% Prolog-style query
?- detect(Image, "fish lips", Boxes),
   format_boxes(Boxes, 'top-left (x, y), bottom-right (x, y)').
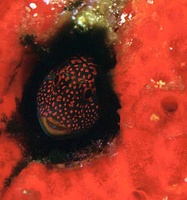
top-left (38, 116), bottom-right (71, 137)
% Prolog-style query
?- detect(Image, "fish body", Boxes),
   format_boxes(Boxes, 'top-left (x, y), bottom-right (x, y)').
top-left (37, 56), bottom-right (100, 137)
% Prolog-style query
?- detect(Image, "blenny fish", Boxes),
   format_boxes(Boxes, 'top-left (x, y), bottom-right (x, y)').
top-left (37, 56), bottom-right (100, 137)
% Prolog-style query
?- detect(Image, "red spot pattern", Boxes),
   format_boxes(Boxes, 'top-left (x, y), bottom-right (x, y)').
top-left (37, 56), bottom-right (100, 134)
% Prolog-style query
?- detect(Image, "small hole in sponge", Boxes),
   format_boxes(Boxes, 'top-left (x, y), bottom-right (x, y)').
top-left (161, 96), bottom-right (178, 113)
top-left (128, 190), bottom-right (147, 200)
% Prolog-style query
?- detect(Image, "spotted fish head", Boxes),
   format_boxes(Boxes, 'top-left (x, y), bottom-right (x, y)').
top-left (37, 56), bottom-right (100, 138)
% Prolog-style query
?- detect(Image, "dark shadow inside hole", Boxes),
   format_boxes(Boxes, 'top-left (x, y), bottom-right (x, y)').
top-left (161, 96), bottom-right (178, 113)
top-left (18, 23), bottom-right (120, 164)
top-left (128, 190), bottom-right (147, 200)
top-left (20, 21), bottom-right (117, 76)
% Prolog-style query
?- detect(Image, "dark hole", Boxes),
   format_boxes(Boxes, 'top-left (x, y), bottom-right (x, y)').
top-left (161, 96), bottom-right (178, 113)
top-left (14, 21), bottom-right (120, 165)
top-left (128, 190), bottom-right (147, 200)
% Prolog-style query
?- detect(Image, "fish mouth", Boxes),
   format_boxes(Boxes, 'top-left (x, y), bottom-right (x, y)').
top-left (38, 117), bottom-right (71, 137)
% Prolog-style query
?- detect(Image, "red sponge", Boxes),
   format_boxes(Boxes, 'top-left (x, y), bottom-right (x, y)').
top-left (1, 0), bottom-right (187, 199)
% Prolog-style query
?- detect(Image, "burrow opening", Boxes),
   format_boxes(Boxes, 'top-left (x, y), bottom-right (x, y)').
top-left (129, 190), bottom-right (148, 200)
top-left (161, 96), bottom-right (178, 113)
top-left (16, 22), bottom-right (121, 164)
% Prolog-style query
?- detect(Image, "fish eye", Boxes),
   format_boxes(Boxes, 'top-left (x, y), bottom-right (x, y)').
top-left (53, 75), bottom-right (60, 86)
top-left (83, 88), bottom-right (95, 100)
